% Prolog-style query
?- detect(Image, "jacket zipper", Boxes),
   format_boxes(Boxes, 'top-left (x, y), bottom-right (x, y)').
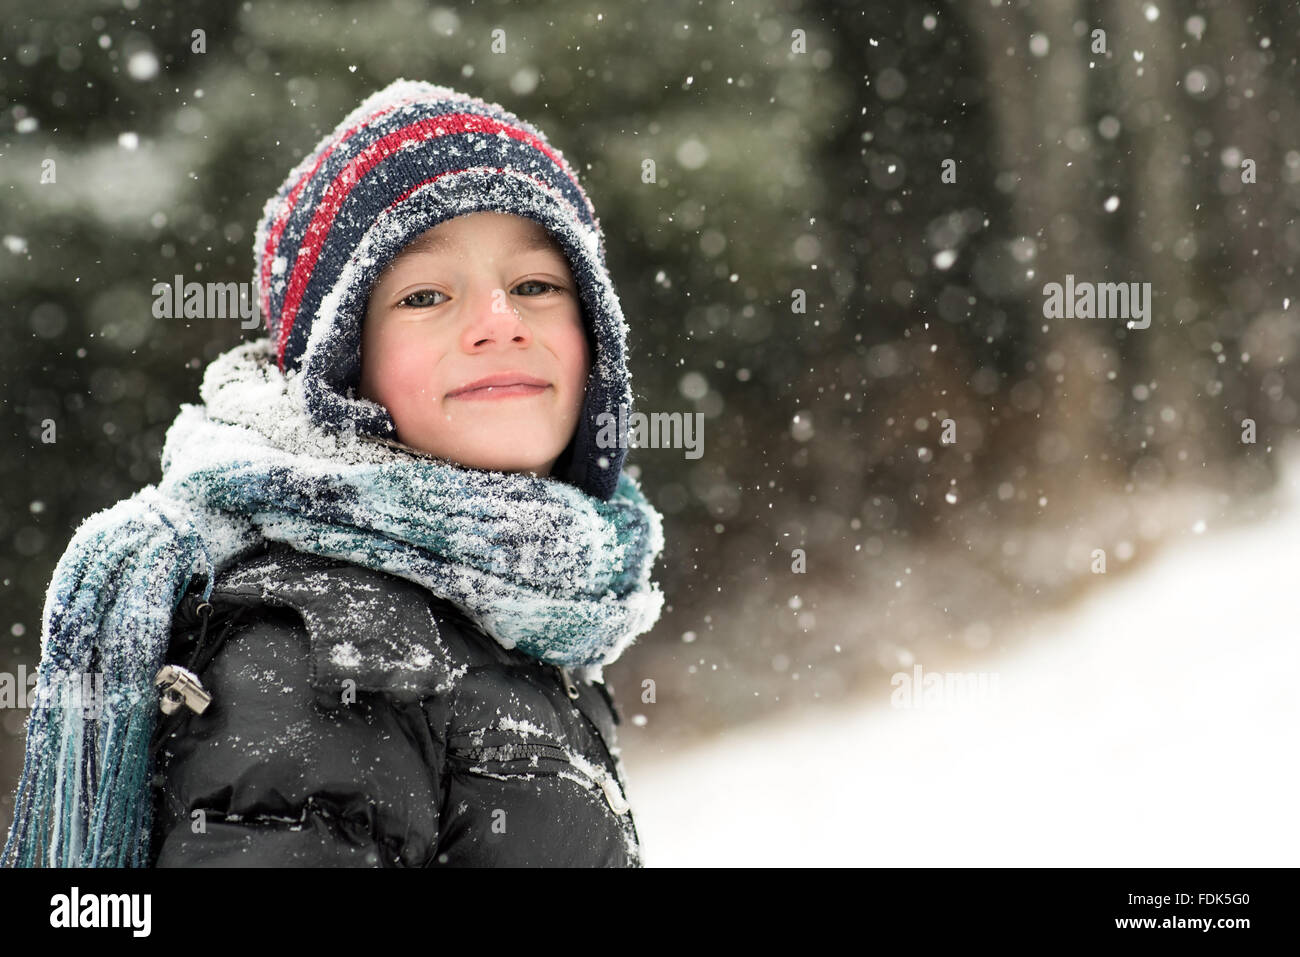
top-left (549, 664), bottom-right (634, 819)
top-left (556, 665), bottom-right (581, 699)
top-left (457, 742), bottom-right (572, 763)
top-left (151, 598), bottom-right (251, 763)
top-left (456, 739), bottom-right (631, 815)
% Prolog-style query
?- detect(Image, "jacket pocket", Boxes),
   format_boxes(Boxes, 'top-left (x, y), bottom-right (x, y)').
top-left (446, 731), bottom-right (631, 816)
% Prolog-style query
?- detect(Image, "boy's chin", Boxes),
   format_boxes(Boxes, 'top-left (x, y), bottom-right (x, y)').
top-left (405, 437), bottom-right (560, 477)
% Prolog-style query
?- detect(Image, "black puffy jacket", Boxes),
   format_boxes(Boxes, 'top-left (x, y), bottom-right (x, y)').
top-left (148, 540), bottom-right (643, 867)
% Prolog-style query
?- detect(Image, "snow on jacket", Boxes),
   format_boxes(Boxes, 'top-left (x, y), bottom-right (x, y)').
top-left (148, 540), bottom-right (642, 867)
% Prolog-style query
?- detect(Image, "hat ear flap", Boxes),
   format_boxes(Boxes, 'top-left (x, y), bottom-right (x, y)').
top-left (549, 318), bottom-right (596, 485)
top-left (551, 431), bottom-right (577, 480)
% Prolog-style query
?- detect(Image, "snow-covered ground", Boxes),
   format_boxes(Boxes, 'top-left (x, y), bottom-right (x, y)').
top-left (626, 452), bottom-right (1300, 867)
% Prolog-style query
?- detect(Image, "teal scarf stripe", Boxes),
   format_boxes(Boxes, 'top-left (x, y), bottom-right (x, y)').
top-left (165, 459), bottom-right (656, 599)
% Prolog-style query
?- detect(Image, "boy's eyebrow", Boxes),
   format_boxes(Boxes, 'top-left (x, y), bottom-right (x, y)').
top-left (395, 228), bottom-right (563, 262)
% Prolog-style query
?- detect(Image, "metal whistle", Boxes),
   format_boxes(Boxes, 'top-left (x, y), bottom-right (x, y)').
top-left (154, 664), bottom-right (212, 716)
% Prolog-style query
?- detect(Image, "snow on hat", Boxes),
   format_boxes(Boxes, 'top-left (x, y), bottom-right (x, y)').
top-left (251, 78), bottom-right (632, 501)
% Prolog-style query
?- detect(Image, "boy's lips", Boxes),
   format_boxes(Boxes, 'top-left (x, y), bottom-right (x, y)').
top-left (446, 371), bottom-right (551, 400)
top-left (449, 383), bottom-right (550, 401)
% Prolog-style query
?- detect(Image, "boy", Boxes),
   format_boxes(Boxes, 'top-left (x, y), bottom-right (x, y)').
top-left (2, 80), bottom-right (664, 867)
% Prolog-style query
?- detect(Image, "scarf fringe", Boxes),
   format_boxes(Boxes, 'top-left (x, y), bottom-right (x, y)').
top-left (2, 486), bottom-right (231, 867)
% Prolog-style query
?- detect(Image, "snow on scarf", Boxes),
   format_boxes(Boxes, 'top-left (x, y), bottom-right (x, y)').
top-left (1, 335), bottom-right (665, 867)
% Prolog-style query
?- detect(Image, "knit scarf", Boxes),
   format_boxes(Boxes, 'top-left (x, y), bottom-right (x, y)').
top-left (1, 336), bottom-right (665, 867)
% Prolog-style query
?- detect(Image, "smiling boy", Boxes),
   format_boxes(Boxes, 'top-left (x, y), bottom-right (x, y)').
top-left (2, 79), bottom-right (665, 869)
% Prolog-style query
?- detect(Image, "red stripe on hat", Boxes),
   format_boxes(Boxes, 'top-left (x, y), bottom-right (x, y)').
top-left (274, 113), bottom-right (582, 366)
top-left (259, 95), bottom-right (431, 324)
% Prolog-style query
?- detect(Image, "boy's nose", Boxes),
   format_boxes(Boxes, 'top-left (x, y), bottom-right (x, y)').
top-left (461, 285), bottom-right (531, 350)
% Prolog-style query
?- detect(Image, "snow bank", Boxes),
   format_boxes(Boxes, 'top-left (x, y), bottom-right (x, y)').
top-left (626, 448), bottom-right (1300, 866)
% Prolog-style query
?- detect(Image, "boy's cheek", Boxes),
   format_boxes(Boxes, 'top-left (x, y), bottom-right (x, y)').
top-left (370, 336), bottom-right (444, 411)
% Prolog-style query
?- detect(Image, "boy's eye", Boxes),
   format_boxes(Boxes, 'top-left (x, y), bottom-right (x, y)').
top-left (513, 279), bottom-right (562, 296)
top-left (399, 289), bottom-right (447, 309)
top-left (397, 280), bottom-right (561, 309)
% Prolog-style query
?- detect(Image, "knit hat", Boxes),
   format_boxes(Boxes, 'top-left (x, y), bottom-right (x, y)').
top-left (252, 79), bottom-right (632, 501)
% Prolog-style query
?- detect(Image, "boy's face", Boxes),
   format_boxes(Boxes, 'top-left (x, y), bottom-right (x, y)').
top-left (359, 212), bottom-right (590, 477)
